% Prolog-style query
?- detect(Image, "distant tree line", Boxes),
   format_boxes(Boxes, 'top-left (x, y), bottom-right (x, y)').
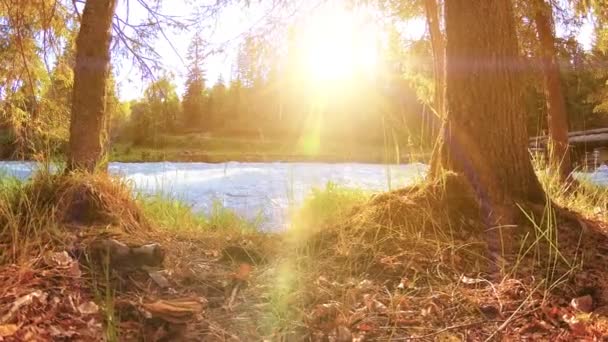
top-left (117, 32), bottom-right (435, 150)
top-left (115, 27), bottom-right (608, 153)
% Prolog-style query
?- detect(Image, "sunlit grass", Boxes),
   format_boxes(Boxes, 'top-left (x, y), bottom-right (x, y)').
top-left (291, 181), bottom-right (369, 231)
top-left (533, 155), bottom-right (608, 221)
top-left (137, 192), bottom-right (264, 232)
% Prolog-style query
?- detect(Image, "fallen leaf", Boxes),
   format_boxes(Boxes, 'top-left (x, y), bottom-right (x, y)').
top-left (396, 277), bottom-right (409, 290)
top-left (479, 304), bottom-right (500, 318)
top-left (142, 298), bottom-right (205, 323)
top-left (0, 324), bottom-right (18, 337)
top-left (363, 294), bottom-right (386, 312)
top-left (571, 295), bottom-right (593, 313)
top-left (459, 275), bottom-right (485, 285)
top-left (67, 261), bottom-right (82, 278)
top-left (204, 250), bottom-right (220, 257)
top-left (233, 263), bottom-right (252, 281)
top-left (0, 290), bottom-right (47, 324)
top-left (436, 331), bottom-right (462, 341)
top-left (357, 322), bottom-right (376, 332)
top-left (78, 301), bottom-right (100, 315)
top-left (358, 279), bottom-right (373, 288)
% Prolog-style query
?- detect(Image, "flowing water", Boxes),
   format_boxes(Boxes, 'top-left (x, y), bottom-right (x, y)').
top-left (0, 161), bottom-right (430, 229)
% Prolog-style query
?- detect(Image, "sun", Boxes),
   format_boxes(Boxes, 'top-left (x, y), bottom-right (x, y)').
top-left (299, 6), bottom-right (380, 83)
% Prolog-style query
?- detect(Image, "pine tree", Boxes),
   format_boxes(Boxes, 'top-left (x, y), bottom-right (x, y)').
top-left (533, 0), bottom-right (572, 179)
top-left (208, 75), bottom-right (227, 130)
top-left (67, 0), bottom-right (118, 171)
top-left (181, 33), bottom-right (207, 131)
top-left (431, 0), bottom-right (546, 224)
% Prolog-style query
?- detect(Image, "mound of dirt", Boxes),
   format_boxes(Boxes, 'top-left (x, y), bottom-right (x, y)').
top-left (289, 173), bottom-right (608, 340)
top-left (23, 172), bottom-right (151, 232)
top-left (302, 173), bottom-right (487, 272)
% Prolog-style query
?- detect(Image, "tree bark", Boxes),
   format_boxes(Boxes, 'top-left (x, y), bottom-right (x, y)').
top-left (424, 0), bottom-right (445, 120)
top-left (430, 0), bottom-right (546, 223)
top-left (424, 0), bottom-right (446, 178)
top-left (533, 0), bottom-right (572, 179)
top-left (66, 0), bottom-right (117, 172)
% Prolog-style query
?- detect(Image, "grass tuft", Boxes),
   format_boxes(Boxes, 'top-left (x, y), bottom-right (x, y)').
top-left (138, 193), bottom-right (263, 232)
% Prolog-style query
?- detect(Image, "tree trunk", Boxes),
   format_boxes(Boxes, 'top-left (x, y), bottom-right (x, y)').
top-left (424, 0), bottom-right (445, 120)
top-left (430, 0), bottom-right (546, 223)
top-left (66, 0), bottom-right (117, 172)
top-left (424, 0), bottom-right (446, 177)
top-left (534, 0), bottom-right (572, 179)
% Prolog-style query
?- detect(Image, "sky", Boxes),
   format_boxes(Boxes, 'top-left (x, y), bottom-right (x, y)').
top-left (114, 0), bottom-right (271, 100)
top-left (113, 0), bottom-right (429, 101)
top-left (113, 0), bottom-right (596, 101)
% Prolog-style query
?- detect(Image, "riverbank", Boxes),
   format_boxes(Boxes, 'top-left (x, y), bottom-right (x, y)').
top-left (109, 135), bottom-right (431, 163)
top-left (1, 170), bottom-right (608, 340)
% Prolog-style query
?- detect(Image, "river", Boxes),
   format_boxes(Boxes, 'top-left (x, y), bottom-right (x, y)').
top-left (0, 161), bottom-right (431, 229)
top-left (1, 161), bottom-right (606, 230)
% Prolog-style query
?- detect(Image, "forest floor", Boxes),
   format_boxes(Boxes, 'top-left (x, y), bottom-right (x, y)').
top-left (1, 169), bottom-right (608, 341)
top-left (110, 135), bottom-right (430, 163)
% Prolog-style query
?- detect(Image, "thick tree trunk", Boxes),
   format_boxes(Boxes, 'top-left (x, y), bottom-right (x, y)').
top-left (534, 0), bottom-right (572, 179)
top-left (430, 0), bottom-right (546, 223)
top-left (66, 0), bottom-right (117, 172)
top-left (424, 0), bottom-right (446, 178)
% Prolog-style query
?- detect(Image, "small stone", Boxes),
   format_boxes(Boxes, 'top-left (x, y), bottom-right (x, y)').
top-left (132, 243), bottom-right (165, 267)
top-left (571, 295), bottom-right (593, 313)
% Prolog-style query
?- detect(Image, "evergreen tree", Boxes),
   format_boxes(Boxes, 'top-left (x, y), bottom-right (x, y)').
top-left (533, 0), bottom-right (572, 179)
top-left (67, 0), bottom-right (118, 171)
top-left (181, 33), bottom-right (207, 131)
top-left (431, 0), bottom-right (546, 223)
top-left (208, 75), bottom-right (227, 130)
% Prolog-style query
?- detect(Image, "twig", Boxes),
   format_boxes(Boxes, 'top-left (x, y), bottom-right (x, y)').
top-left (227, 281), bottom-right (241, 310)
top-left (382, 320), bottom-right (493, 341)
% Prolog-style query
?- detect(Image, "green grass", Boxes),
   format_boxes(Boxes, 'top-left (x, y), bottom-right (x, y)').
top-left (0, 170), bottom-right (264, 265)
top-left (137, 192), bottom-right (264, 232)
top-left (534, 156), bottom-right (608, 221)
top-left (291, 181), bottom-right (369, 233)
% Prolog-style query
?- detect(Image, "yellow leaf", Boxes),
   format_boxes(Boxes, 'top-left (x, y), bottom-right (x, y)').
top-left (0, 324), bottom-right (19, 337)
